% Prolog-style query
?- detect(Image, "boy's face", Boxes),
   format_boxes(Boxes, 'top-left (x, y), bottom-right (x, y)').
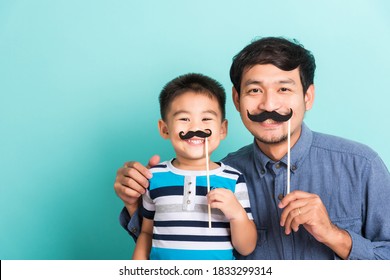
top-left (158, 91), bottom-right (227, 170)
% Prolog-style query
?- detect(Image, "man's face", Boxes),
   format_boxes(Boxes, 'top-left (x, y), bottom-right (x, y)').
top-left (233, 64), bottom-right (314, 149)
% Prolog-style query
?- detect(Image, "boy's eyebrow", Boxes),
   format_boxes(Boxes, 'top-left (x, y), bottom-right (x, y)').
top-left (172, 109), bottom-right (219, 117)
top-left (172, 110), bottom-right (189, 117)
top-left (203, 110), bottom-right (218, 116)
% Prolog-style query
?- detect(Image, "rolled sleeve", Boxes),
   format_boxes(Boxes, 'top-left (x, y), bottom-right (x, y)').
top-left (119, 207), bottom-right (141, 242)
top-left (347, 230), bottom-right (375, 259)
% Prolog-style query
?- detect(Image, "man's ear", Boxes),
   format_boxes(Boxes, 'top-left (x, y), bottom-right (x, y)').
top-left (232, 86), bottom-right (240, 112)
top-left (220, 119), bottom-right (228, 140)
top-left (158, 119), bottom-right (170, 139)
top-left (304, 84), bottom-right (315, 111)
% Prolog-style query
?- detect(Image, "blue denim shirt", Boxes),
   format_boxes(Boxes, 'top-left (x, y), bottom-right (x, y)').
top-left (120, 123), bottom-right (390, 259)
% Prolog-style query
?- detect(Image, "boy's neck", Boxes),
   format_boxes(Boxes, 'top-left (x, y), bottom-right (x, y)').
top-left (172, 158), bottom-right (220, 171)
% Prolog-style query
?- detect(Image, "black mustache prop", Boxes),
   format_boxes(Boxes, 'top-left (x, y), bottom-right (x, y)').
top-left (247, 108), bottom-right (293, 123)
top-left (179, 129), bottom-right (212, 140)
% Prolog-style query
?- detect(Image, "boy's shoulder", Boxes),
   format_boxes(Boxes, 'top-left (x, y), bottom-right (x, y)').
top-left (149, 160), bottom-right (170, 173)
top-left (220, 163), bottom-right (244, 176)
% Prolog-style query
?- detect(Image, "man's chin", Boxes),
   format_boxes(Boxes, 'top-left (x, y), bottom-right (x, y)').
top-left (254, 135), bottom-right (288, 145)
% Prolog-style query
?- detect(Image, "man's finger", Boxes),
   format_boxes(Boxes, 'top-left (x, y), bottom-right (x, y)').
top-left (123, 161), bottom-right (152, 180)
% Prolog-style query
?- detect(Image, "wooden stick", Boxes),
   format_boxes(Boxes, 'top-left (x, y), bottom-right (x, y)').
top-left (287, 119), bottom-right (291, 194)
top-left (205, 137), bottom-right (212, 228)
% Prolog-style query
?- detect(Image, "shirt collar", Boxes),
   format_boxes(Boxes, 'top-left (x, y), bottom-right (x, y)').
top-left (253, 122), bottom-right (313, 177)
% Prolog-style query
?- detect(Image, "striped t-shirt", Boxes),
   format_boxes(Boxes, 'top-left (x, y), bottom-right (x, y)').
top-left (142, 159), bottom-right (253, 260)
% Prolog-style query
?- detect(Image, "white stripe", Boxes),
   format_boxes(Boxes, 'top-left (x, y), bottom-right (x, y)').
top-left (150, 166), bottom-right (169, 173)
top-left (152, 240), bottom-right (233, 250)
top-left (154, 226), bottom-right (230, 236)
top-left (154, 211), bottom-right (227, 222)
top-left (234, 182), bottom-right (248, 192)
top-left (142, 196), bottom-right (156, 211)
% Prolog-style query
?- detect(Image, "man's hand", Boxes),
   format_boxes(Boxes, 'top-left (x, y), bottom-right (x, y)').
top-left (114, 155), bottom-right (160, 216)
top-left (278, 190), bottom-right (352, 259)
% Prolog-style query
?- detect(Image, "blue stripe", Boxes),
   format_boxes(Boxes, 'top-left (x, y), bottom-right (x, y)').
top-left (149, 186), bottom-right (183, 199)
top-left (153, 234), bottom-right (231, 242)
top-left (154, 220), bottom-right (230, 228)
top-left (150, 247), bottom-right (234, 260)
top-left (149, 172), bottom-right (184, 190)
top-left (150, 164), bottom-right (167, 169)
top-left (198, 176), bottom-right (236, 192)
top-left (142, 207), bottom-right (155, 219)
top-left (196, 185), bottom-right (208, 196)
top-left (244, 207), bottom-right (251, 214)
top-left (223, 169), bottom-right (241, 176)
top-left (237, 174), bottom-right (245, 184)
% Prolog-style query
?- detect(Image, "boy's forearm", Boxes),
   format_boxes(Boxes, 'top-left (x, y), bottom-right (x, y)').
top-left (230, 216), bottom-right (257, 256)
top-left (132, 218), bottom-right (153, 260)
top-left (132, 232), bottom-right (152, 260)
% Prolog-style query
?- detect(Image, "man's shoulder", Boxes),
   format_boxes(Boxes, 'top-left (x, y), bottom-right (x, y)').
top-left (312, 130), bottom-right (378, 160)
top-left (221, 144), bottom-right (254, 170)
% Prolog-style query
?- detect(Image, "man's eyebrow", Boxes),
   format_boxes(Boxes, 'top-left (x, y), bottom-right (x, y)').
top-left (278, 78), bottom-right (295, 85)
top-left (243, 79), bottom-right (262, 87)
top-left (243, 78), bottom-right (296, 87)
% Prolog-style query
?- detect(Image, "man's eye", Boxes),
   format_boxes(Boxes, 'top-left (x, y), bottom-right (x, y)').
top-left (249, 88), bottom-right (261, 93)
top-left (280, 87), bottom-right (290, 92)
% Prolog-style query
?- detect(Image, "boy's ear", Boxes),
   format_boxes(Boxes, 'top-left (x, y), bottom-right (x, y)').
top-left (158, 119), bottom-right (170, 139)
top-left (220, 119), bottom-right (228, 140)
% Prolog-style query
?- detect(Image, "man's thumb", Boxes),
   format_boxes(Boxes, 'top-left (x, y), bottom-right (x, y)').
top-left (147, 155), bottom-right (160, 168)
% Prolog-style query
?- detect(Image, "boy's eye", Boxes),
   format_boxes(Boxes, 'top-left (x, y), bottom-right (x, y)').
top-left (202, 118), bottom-right (212, 121)
top-left (179, 118), bottom-right (190, 121)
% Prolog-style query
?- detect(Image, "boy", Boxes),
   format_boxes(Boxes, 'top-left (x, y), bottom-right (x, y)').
top-left (132, 73), bottom-right (257, 260)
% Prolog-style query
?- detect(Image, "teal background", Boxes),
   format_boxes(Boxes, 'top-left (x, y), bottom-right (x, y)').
top-left (1, 0), bottom-right (389, 259)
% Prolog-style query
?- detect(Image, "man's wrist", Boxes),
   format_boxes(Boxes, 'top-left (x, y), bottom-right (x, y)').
top-left (125, 198), bottom-right (141, 217)
top-left (323, 223), bottom-right (352, 259)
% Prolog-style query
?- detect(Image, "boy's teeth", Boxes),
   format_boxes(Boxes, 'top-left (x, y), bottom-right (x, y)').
top-left (187, 139), bottom-right (204, 144)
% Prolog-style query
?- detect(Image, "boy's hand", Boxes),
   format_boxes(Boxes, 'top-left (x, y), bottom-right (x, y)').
top-left (207, 188), bottom-right (247, 221)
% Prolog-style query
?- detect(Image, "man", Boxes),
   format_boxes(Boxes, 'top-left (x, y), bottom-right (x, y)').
top-left (114, 37), bottom-right (390, 259)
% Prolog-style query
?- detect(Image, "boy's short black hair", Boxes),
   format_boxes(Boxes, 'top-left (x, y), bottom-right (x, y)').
top-left (159, 73), bottom-right (226, 121)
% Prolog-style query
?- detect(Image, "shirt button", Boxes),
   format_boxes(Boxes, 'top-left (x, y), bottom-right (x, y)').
top-left (278, 194), bottom-right (284, 201)
top-left (187, 200), bottom-right (191, 204)
top-left (260, 169), bottom-right (265, 175)
top-left (130, 227), bottom-right (138, 234)
top-left (292, 165), bottom-right (297, 171)
top-left (275, 163), bottom-right (281, 169)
